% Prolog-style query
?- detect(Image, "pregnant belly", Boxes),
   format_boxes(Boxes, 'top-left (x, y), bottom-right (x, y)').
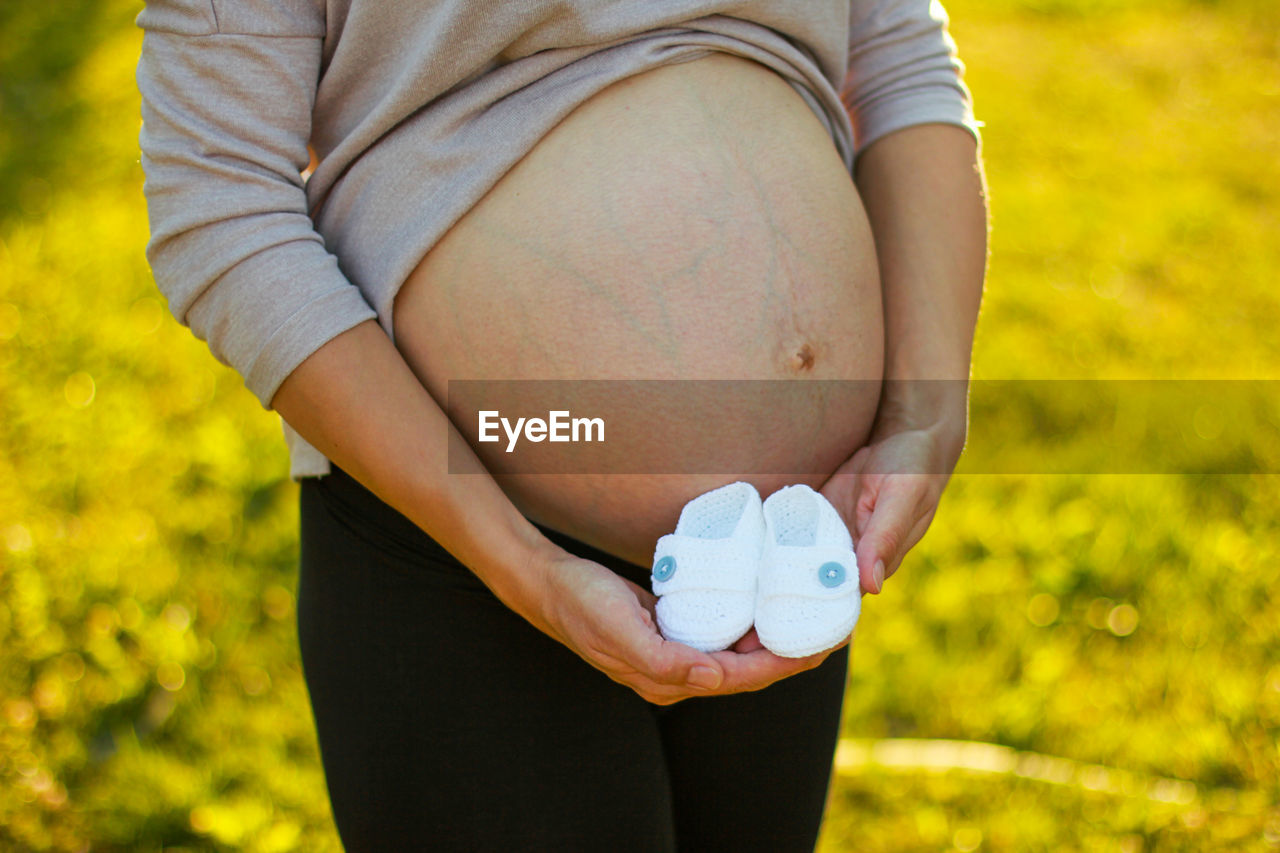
top-left (393, 53), bottom-right (884, 568)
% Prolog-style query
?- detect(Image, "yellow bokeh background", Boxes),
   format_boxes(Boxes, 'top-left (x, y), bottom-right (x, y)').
top-left (1, 1), bottom-right (1277, 850)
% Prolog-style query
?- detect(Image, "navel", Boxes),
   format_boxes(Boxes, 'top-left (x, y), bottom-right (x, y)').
top-left (789, 342), bottom-right (817, 372)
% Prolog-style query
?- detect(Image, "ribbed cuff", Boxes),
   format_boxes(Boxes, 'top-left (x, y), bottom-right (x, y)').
top-left (851, 89), bottom-right (982, 162)
top-left (243, 284), bottom-right (378, 408)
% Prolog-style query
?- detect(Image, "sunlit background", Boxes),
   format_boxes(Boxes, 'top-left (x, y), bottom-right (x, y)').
top-left (1, 0), bottom-right (1277, 850)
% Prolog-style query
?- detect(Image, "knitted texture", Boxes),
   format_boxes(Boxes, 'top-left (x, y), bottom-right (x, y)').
top-left (652, 482), bottom-right (764, 652)
top-left (756, 485), bottom-right (861, 658)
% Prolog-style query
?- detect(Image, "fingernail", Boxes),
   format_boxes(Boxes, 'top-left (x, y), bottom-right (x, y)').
top-left (689, 666), bottom-right (722, 689)
top-left (873, 559), bottom-right (885, 593)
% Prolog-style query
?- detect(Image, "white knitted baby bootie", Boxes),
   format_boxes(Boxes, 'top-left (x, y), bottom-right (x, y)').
top-left (651, 482), bottom-right (764, 653)
top-left (755, 484), bottom-right (861, 658)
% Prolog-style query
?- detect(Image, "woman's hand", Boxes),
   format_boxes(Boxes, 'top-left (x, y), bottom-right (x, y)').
top-left (832, 123), bottom-right (987, 595)
top-left (820, 414), bottom-right (966, 595)
top-left (531, 548), bottom-right (837, 705)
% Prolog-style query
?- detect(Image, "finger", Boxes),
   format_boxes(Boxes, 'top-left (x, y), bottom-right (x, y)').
top-left (589, 640), bottom-right (721, 702)
top-left (710, 647), bottom-right (829, 695)
top-left (883, 506), bottom-right (936, 581)
top-left (621, 576), bottom-right (657, 608)
top-left (820, 446), bottom-right (870, 533)
top-left (732, 627), bottom-right (765, 654)
top-left (606, 611), bottom-right (726, 690)
top-left (854, 476), bottom-right (880, 540)
top-left (621, 577), bottom-right (659, 629)
top-left (604, 577), bottom-right (734, 690)
top-left (673, 634), bottom-right (853, 699)
top-left (855, 479), bottom-right (927, 594)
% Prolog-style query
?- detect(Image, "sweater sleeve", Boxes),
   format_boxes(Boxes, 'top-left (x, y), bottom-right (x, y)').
top-left (842, 0), bottom-right (982, 161)
top-left (135, 0), bottom-right (377, 409)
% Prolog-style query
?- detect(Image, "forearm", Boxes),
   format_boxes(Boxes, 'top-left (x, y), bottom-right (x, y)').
top-left (270, 319), bottom-right (558, 628)
top-left (854, 123), bottom-right (988, 444)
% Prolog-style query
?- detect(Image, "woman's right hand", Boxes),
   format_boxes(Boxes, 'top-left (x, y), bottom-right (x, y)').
top-left (530, 546), bottom-right (838, 705)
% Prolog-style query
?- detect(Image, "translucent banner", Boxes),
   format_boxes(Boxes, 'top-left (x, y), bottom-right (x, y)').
top-left (443, 380), bottom-right (1280, 475)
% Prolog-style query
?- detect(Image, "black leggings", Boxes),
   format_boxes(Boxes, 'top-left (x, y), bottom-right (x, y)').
top-left (296, 465), bottom-right (849, 852)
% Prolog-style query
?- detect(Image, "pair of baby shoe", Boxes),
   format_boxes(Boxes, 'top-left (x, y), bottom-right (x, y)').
top-left (650, 482), bottom-right (861, 658)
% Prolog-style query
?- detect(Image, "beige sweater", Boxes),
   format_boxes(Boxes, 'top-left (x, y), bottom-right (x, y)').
top-left (135, 0), bottom-right (980, 479)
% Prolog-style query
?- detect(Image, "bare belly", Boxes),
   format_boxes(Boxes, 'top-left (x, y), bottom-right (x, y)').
top-left (393, 54), bottom-right (884, 567)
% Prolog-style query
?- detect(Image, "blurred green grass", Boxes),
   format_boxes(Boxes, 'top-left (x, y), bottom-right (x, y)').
top-left (0, 0), bottom-right (1277, 850)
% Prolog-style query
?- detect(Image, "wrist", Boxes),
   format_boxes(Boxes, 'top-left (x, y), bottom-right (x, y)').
top-left (875, 376), bottom-right (967, 426)
top-left (482, 515), bottom-right (570, 638)
top-left (400, 468), bottom-right (567, 638)
top-left (872, 377), bottom-right (969, 460)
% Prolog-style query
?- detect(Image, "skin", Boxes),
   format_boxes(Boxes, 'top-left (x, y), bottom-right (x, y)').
top-left (270, 58), bottom-right (987, 705)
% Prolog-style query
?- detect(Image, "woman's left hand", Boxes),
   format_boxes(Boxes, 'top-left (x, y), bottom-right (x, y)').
top-left (819, 418), bottom-right (966, 595)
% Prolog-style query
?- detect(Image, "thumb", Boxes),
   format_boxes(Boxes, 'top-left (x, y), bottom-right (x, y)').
top-left (855, 483), bottom-right (919, 594)
top-left (643, 629), bottom-right (726, 690)
top-left (667, 642), bottom-right (724, 689)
